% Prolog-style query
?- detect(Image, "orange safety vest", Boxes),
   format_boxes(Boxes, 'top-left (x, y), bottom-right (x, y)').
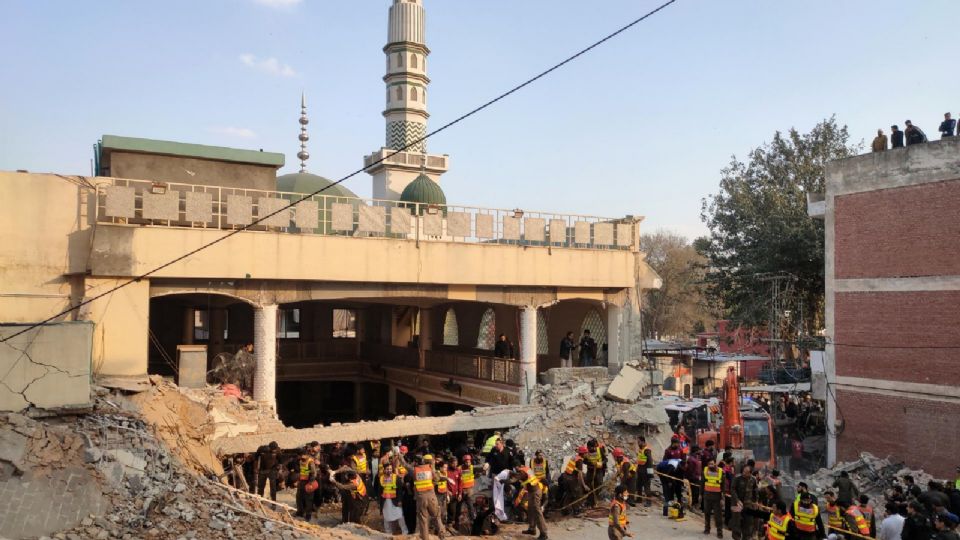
top-left (299, 462), bottom-right (311, 481)
top-left (352, 454), bottom-right (367, 473)
top-left (792, 500), bottom-right (818, 532)
top-left (845, 506), bottom-right (870, 535)
top-left (609, 500), bottom-right (628, 528)
top-left (766, 513), bottom-right (791, 540)
top-left (825, 503), bottom-right (843, 529)
top-left (414, 465), bottom-right (433, 493)
top-left (380, 473), bottom-right (397, 499)
top-left (530, 458), bottom-right (547, 480)
top-left (353, 477), bottom-right (367, 498)
top-left (461, 465), bottom-right (475, 489)
top-left (564, 457), bottom-right (582, 474)
top-left (703, 467), bottom-right (723, 493)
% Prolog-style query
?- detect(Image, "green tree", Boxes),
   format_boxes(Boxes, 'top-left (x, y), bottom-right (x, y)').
top-left (641, 231), bottom-right (714, 340)
top-left (699, 117), bottom-right (860, 333)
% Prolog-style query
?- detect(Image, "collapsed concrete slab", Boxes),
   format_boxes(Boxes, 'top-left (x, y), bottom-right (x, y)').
top-left (604, 364), bottom-right (652, 403)
top-left (214, 404), bottom-right (541, 455)
top-left (539, 367), bottom-right (610, 386)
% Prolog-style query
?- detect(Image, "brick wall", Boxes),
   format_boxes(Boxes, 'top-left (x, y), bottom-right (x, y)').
top-left (835, 179), bottom-right (960, 279)
top-left (836, 388), bottom-right (960, 479)
top-left (835, 291), bottom-right (960, 386)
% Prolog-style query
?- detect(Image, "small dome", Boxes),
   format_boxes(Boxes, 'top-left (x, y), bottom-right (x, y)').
top-left (276, 172), bottom-right (358, 199)
top-left (399, 173), bottom-right (446, 205)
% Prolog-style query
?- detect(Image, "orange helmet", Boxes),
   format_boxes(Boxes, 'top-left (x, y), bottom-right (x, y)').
top-left (612, 448), bottom-right (624, 458)
top-left (577, 445), bottom-right (588, 454)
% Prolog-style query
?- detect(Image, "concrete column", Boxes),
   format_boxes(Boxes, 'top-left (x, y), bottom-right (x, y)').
top-left (825, 345), bottom-right (837, 467)
top-left (418, 308), bottom-right (432, 370)
top-left (416, 401), bottom-right (430, 417)
top-left (607, 303), bottom-right (622, 373)
top-left (182, 307), bottom-right (195, 345)
top-left (254, 303), bottom-right (278, 411)
top-left (388, 385), bottom-right (398, 415)
top-left (209, 309), bottom-right (226, 347)
top-left (519, 306), bottom-right (538, 405)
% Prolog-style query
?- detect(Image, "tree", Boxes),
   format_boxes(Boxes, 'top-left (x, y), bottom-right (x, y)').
top-left (641, 231), bottom-right (715, 340)
top-left (699, 117), bottom-right (860, 333)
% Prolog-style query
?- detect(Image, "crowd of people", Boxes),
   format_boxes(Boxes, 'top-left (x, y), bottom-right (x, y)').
top-left (222, 431), bottom-right (960, 540)
top-left (871, 113), bottom-right (956, 152)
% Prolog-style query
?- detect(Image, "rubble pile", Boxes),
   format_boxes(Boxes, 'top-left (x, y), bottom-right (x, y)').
top-left (506, 368), bottom-right (673, 475)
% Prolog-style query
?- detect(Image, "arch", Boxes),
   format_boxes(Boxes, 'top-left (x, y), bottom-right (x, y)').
top-left (149, 289), bottom-right (257, 306)
top-left (536, 310), bottom-right (549, 355)
top-left (476, 307), bottom-right (496, 350)
top-left (411, 87), bottom-right (418, 102)
top-left (395, 86), bottom-right (403, 101)
top-left (580, 308), bottom-right (607, 350)
top-left (442, 307), bottom-right (459, 346)
top-left (411, 53), bottom-right (419, 69)
top-left (395, 52), bottom-right (403, 67)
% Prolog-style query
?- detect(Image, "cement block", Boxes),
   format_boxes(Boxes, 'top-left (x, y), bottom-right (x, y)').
top-left (604, 364), bottom-right (651, 403)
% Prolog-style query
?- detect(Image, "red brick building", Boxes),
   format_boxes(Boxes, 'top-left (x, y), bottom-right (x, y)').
top-left (814, 137), bottom-right (960, 478)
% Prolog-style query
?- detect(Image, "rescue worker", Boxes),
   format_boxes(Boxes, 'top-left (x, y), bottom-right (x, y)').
top-left (821, 491), bottom-right (844, 536)
top-left (413, 454), bottom-right (445, 540)
top-left (730, 463), bottom-right (758, 540)
top-left (434, 457), bottom-right (450, 526)
top-left (352, 446), bottom-right (370, 487)
top-left (331, 467), bottom-right (368, 524)
top-left (793, 482), bottom-right (817, 506)
top-left (840, 499), bottom-right (871, 538)
top-left (518, 467), bottom-right (549, 540)
top-left (559, 446), bottom-right (589, 516)
top-left (379, 461), bottom-right (408, 534)
top-left (481, 431), bottom-right (501, 456)
top-left (612, 448), bottom-right (637, 507)
top-left (857, 494), bottom-right (876, 537)
top-left (790, 491), bottom-right (825, 540)
top-left (295, 452), bottom-right (318, 522)
top-left (608, 485), bottom-right (633, 540)
top-left (702, 457), bottom-right (724, 538)
top-left (530, 450), bottom-right (551, 489)
top-left (584, 438), bottom-right (607, 508)
top-left (636, 435), bottom-right (654, 507)
top-left (763, 500), bottom-right (795, 540)
top-left (460, 454), bottom-right (477, 524)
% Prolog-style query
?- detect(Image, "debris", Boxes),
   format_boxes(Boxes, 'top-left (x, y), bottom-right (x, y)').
top-left (604, 364), bottom-right (653, 403)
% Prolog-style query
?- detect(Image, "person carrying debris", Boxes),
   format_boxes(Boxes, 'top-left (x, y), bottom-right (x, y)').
top-left (584, 438), bottom-right (607, 507)
top-left (636, 435), bottom-right (654, 507)
top-left (612, 448), bottom-right (637, 508)
top-left (609, 485), bottom-right (633, 540)
top-left (295, 452), bottom-right (319, 522)
top-left (558, 446), bottom-right (589, 516)
top-left (703, 457), bottom-right (724, 538)
top-left (253, 441), bottom-right (282, 501)
top-left (414, 454), bottom-right (445, 540)
top-left (379, 461), bottom-right (408, 534)
top-left (790, 491), bottom-right (825, 540)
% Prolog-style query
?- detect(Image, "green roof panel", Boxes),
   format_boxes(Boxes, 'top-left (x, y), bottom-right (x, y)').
top-left (100, 135), bottom-right (285, 168)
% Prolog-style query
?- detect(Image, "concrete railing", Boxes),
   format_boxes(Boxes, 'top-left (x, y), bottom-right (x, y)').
top-left (95, 178), bottom-right (637, 251)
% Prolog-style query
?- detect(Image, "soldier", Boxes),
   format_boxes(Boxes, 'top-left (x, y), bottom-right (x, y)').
top-left (609, 485), bottom-right (633, 540)
top-left (413, 454), bottom-right (445, 540)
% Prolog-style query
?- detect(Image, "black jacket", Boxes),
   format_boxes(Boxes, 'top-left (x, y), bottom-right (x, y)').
top-left (901, 513), bottom-right (932, 540)
top-left (891, 130), bottom-right (905, 148)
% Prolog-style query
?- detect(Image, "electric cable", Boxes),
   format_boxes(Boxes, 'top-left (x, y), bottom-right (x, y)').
top-left (1, 0), bottom-right (680, 344)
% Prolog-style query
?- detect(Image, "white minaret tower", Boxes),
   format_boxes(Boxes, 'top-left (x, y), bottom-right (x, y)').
top-left (365, 0), bottom-right (449, 201)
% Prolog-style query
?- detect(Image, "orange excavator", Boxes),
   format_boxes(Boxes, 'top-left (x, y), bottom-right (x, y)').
top-left (697, 366), bottom-right (775, 469)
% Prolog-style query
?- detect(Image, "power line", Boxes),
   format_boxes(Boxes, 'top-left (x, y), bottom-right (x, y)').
top-left (1, 0), bottom-right (681, 344)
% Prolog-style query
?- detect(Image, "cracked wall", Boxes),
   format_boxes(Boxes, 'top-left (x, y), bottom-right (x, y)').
top-left (0, 322), bottom-right (93, 412)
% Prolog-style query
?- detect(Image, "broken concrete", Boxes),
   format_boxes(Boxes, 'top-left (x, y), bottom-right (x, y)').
top-left (604, 364), bottom-right (653, 403)
top-left (539, 366), bottom-right (610, 386)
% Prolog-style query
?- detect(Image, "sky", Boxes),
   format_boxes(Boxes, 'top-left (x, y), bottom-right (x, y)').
top-left (2, 0), bottom-right (959, 240)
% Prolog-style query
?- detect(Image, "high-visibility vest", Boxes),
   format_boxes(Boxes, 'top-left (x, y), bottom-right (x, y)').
top-left (482, 435), bottom-right (498, 454)
top-left (845, 506), bottom-right (870, 535)
top-left (353, 477), bottom-right (367, 498)
top-left (825, 503), bottom-right (843, 529)
top-left (585, 448), bottom-right (603, 467)
top-left (530, 458), bottom-right (547, 480)
top-left (766, 513), bottom-right (791, 540)
top-left (380, 473), bottom-right (397, 499)
top-left (564, 457), bottom-right (581, 474)
top-left (299, 462), bottom-right (311, 481)
top-left (703, 467), bottom-right (723, 493)
top-left (461, 465), bottom-right (475, 489)
top-left (636, 445), bottom-right (649, 465)
top-left (398, 464), bottom-right (407, 476)
top-left (414, 465), bottom-right (434, 493)
top-left (792, 500), bottom-right (818, 532)
top-left (609, 500), bottom-right (628, 528)
top-left (352, 455), bottom-right (367, 473)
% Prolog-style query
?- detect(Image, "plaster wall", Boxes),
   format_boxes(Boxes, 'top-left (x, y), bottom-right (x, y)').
top-left (0, 322), bottom-right (92, 412)
top-left (79, 278), bottom-right (150, 377)
top-left (108, 152), bottom-right (277, 192)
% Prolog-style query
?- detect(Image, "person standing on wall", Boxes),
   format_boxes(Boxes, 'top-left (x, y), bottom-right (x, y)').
top-left (905, 120), bottom-right (928, 145)
top-left (559, 331), bottom-right (577, 368)
top-left (939, 112), bottom-right (956, 138)
top-left (891, 125), bottom-right (905, 148)
top-left (579, 329), bottom-right (597, 367)
top-left (872, 129), bottom-right (888, 152)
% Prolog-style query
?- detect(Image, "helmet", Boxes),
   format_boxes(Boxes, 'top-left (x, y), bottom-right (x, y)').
top-left (423, 454), bottom-right (434, 462)
top-left (463, 454), bottom-right (472, 462)
top-left (612, 448), bottom-right (624, 458)
top-left (577, 446), bottom-right (588, 454)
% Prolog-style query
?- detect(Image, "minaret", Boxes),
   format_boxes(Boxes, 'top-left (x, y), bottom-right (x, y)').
top-left (297, 92), bottom-right (310, 172)
top-left (365, 0), bottom-right (449, 201)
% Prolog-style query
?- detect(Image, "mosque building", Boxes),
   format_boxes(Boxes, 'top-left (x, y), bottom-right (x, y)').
top-left (0, 0), bottom-right (661, 424)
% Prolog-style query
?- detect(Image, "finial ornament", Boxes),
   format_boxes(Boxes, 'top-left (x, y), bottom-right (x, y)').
top-left (297, 92), bottom-right (310, 172)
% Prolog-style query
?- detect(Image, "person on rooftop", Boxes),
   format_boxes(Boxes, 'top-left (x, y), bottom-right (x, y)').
top-left (872, 128), bottom-right (888, 152)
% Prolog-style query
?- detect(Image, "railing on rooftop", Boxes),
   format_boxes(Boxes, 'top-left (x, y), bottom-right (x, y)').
top-left (95, 178), bottom-right (637, 251)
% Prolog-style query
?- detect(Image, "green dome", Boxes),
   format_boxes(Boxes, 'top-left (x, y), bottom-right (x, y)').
top-left (276, 172), bottom-right (358, 199)
top-left (399, 174), bottom-right (446, 205)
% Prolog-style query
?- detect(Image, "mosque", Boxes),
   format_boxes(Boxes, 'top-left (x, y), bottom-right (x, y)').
top-left (0, 0), bottom-right (661, 424)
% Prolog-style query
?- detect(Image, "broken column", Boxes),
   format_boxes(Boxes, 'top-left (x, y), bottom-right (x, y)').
top-left (607, 303), bottom-right (622, 372)
top-left (253, 303), bottom-right (277, 411)
top-left (519, 305), bottom-right (537, 404)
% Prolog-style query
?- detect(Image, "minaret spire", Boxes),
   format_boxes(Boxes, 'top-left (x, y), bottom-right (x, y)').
top-left (297, 92), bottom-right (310, 173)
